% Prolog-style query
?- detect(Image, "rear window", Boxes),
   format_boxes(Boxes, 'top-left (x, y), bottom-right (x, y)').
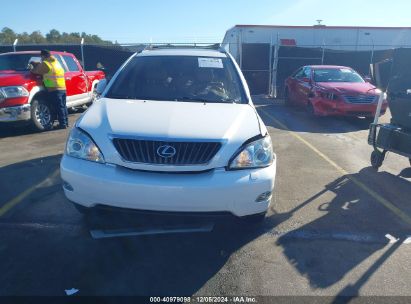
top-left (106, 55), bottom-right (247, 103)
top-left (313, 68), bottom-right (365, 83)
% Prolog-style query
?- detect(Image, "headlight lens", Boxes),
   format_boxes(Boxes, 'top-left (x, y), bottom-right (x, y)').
top-left (0, 86), bottom-right (29, 99)
top-left (229, 135), bottom-right (274, 169)
top-left (66, 128), bottom-right (105, 163)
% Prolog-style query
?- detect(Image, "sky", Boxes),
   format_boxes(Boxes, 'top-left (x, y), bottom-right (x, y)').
top-left (2, 0), bottom-right (411, 43)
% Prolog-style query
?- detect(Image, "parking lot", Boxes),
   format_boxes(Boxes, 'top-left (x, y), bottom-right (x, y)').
top-left (1, 96), bottom-right (411, 298)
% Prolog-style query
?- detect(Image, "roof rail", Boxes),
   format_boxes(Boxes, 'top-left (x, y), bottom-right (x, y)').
top-left (144, 43), bottom-right (225, 52)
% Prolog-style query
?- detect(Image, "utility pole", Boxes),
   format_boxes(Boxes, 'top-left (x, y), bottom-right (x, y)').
top-left (80, 38), bottom-right (85, 69)
top-left (364, 32), bottom-right (374, 76)
top-left (13, 39), bottom-right (18, 52)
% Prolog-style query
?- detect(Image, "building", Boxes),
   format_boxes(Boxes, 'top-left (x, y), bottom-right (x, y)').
top-left (223, 25), bottom-right (411, 58)
top-left (222, 25), bottom-right (411, 95)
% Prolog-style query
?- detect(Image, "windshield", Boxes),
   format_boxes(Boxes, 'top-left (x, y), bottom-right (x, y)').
top-left (0, 54), bottom-right (38, 72)
top-left (106, 55), bottom-right (247, 103)
top-left (313, 68), bottom-right (365, 83)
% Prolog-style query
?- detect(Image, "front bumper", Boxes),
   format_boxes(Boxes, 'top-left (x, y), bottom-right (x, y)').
top-left (312, 98), bottom-right (388, 117)
top-left (60, 155), bottom-right (276, 217)
top-left (0, 104), bottom-right (31, 122)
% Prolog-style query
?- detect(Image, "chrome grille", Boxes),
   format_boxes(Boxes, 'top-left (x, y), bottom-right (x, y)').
top-left (343, 95), bottom-right (377, 104)
top-left (112, 138), bottom-right (222, 165)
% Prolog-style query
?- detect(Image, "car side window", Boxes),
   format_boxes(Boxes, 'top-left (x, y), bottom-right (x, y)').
top-left (55, 55), bottom-right (67, 72)
top-left (62, 55), bottom-right (80, 72)
top-left (293, 68), bottom-right (304, 79)
top-left (304, 67), bottom-right (311, 79)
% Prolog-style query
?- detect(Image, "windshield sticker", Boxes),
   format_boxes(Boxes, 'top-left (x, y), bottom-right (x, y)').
top-left (198, 58), bottom-right (223, 68)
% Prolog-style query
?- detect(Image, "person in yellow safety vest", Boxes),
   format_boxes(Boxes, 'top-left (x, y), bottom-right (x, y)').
top-left (30, 49), bottom-right (69, 129)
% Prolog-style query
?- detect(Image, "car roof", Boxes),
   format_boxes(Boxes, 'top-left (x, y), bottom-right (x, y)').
top-left (0, 51), bottom-right (71, 56)
top-left (138, 48), bottom-right (227, 58)
top-left (307, 65), bottom-right (352, 69)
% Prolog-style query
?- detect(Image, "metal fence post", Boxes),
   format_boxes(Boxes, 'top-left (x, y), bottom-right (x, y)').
top-left (13, 39), bottom-right (18, 52)
top-left (80, 38), bottom-right (85, 69)
top-left (268, 35), bottom-right (273, 96)
top-left (369, 43), bottom-right (374, 76)
top-left (321, 41), bottom-right (325, 64)
top-left (239, 29), bottom-right (243, 69)
top-left (270, 33), bottom-right (280, 98)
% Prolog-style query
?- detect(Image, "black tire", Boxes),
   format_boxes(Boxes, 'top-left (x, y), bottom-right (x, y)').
top-left (30, 98), bottom-right (54, 131)
top-left (241, 212), bottom-right (266, 226)
top-left (72, 203), bottom-right (90, 215)
top-left (371, 150), bottom-right (384, 170)
top-left (86, 87), bottom-right (98, 107)
top-left (284, 87), bottom-right (291, 106)
top-left (307, 102), bottom-right (316, 116)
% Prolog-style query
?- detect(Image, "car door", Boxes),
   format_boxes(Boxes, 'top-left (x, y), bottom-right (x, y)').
top-left (61, 54), bottom-right (89, 107)
top-left (294, 67), bottom-right (312, 106)
top-left (299, 67), bottom-right (313, 106)
top-left (287, 68), bottom-right (304, 103)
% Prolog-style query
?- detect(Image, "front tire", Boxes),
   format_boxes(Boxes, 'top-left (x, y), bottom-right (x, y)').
top-left (284, 87), bottom-right (291, 107)
top-left (86, 87), bottom-right (98, 107)
top-left (240, 212), bottom-right (266, 226)
top-left (30, 98), bottom-right (54, 131)
top-left (72, 202), bottom-right (91, 216)
top-left (371, 150), bottom-right (384, 170)
top-left (307, 102), bottom-right (316, 116)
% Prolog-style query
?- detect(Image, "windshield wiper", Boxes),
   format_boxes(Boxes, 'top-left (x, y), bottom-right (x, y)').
top-left (174, 97), bottom-right (234, 103)
top-left (106, 94), bottom-right (135, 99)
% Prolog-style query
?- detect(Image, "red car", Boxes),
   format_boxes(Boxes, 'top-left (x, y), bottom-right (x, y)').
top-left (284, 65), bottom-right (388, 119)
top-left (0, 51), bottom-right (105, 131)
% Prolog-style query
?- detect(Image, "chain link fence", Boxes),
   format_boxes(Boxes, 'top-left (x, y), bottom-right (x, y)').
top-left (0, 41), bottom-right (405, 97)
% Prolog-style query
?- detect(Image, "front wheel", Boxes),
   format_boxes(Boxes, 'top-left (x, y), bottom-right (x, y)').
top-left (284, 88), bottom-right (292, 106)
top-left (371, 150), bottom-right (384, 170)
top-left (307, 102), bottom-right (317, 117)
top-left (30, 98), bottom-right (54, 131)
top-left (86, 87), bottom-right (98, 107)
top-left (240, 212), bottom-right (266, 227)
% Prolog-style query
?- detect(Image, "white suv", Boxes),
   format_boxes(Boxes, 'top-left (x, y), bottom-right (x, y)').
top-left (60, 47), bottom-right (276, 224)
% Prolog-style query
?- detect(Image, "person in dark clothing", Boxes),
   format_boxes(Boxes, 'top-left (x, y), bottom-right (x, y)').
top-left (30, 49), bottom-right (69, 129)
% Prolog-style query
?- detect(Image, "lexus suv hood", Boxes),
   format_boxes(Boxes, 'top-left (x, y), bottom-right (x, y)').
top-left (77, 98), bottom-right (263, 171)
top-left (316, 82), bottom-right (378, 95)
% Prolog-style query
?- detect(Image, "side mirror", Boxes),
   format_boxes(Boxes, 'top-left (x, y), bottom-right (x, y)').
top-left (95, 79), bottom-right (107, 96)
top-left (364, 76), bottom-right (372, 83)
top-left (96, 62), bottom-right (106, 72)
top-left (301, 77), bottom-right (311, 84)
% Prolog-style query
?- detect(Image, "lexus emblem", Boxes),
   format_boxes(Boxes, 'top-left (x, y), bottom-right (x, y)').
top-left (157, 145), bottom-right (176, 158)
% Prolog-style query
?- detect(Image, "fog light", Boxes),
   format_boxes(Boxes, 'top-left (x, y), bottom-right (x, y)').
top-left (63, 181), bottom-right (74, 192)
top-left (256, 191), bottom-right (272, 202)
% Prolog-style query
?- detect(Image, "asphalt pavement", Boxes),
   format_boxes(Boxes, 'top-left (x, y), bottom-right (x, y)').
top-left (0, 97), bottom-right (411, 301)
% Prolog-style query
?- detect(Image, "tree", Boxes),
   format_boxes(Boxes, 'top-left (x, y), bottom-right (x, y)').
top-left (46, 29), bottom-right (61, 43)
top-left (29, 31), bottom-right (47, 44)
top-left (0, 28), bottom-right (112, 45)
top-left (0, 27), bottom-right (17, 44)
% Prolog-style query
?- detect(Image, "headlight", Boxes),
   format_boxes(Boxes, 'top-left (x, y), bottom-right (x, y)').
top-left (374, 89), bottom-right (387, 99)
top-left (229, 135), bottom-right (274, 170)
top-left (0, 86), bottom-right (29, 99)
top-left (66, 127), bottom-right (105, 163)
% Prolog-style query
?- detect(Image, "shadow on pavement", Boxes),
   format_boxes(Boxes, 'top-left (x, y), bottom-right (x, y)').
top-left (0, 107), bottom-right (85, 139)
top-left (0, 155), bottom-right (266, 296)
top-left (2, 154), bottom-right (410, 296)
top-left (275, 167), bottom-right (411, 293)
top-left (254, 96), bottom-right (372, 134)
